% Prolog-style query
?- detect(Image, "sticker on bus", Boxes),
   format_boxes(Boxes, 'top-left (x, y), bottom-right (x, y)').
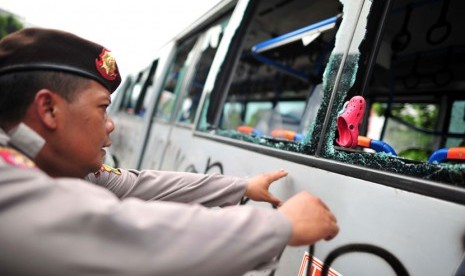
top-left (298, 252), bottom-right (342, 276)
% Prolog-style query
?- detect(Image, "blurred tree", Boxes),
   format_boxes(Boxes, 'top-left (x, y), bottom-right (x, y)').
top-left (0, 14), bottom-right (23, 39)
top-left (372, 102), bottom-right (438, 161)
top-left (372, 102), bottom-right (438, 130)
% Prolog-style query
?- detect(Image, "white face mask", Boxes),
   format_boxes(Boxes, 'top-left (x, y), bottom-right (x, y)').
top-left (8, 123), bottom-right (45, 159)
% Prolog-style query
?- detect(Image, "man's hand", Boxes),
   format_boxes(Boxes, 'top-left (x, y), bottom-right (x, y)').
top-left (245, 169), bottom-right (288, 206)
top-left (278, 191), bottom-right (339, 246)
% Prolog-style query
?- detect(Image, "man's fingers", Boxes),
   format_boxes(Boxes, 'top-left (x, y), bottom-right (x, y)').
top-left (324, 223), bottom-right (339, 241)
top-left (265, 169), bottom-right (288, 183)
top-left (267, 194), bottom-right (282, 207)
top-left (318, 198), bottom-right (331, 212)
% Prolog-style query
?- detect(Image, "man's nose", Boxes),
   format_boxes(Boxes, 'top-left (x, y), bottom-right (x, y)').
top-left (105, 116), bottom-right (115, 134)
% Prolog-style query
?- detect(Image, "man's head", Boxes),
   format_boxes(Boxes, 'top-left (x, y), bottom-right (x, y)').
top-left (0, 28), bottom-right (122, 178)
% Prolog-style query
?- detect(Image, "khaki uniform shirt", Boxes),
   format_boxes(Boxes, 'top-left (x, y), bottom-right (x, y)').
top-left (0, 124), bottom-right (291, 276)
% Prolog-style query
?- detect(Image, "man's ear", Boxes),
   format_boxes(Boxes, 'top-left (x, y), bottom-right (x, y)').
top-left (34, 89), bottom-right (59, 129)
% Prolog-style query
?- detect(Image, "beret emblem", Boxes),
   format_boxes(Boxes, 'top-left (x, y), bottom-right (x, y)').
top-left (95, 49), bottom-right (118, 80)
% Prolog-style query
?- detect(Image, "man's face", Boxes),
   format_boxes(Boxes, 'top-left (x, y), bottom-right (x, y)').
top-left (54, 80), bottom-right (114, 177)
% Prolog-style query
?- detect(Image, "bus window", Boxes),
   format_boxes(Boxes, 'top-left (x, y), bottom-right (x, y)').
top-left (244, 102), bottom-right (273, 128)
top-left (366, 102), bottom-right (440, 161)
top-left (325, 0), bottom-right (465, 186)
top-left (235, 101), bottom-right (305, 135)
top-left (446, 100), bottom-right (465, 148)
top-left (153, 36), bottom-right (198, 121)
top-left (137, 60), bottom-right (158, 117)
top-left (118, 65), bottom-right (155, 117)
top-left (222, 101), bottom-right (246, 130)
top-left (115, 75), bottom-right (134, 112)
top-left (118, 73), bottom-right (140, 114)
top-left (176, 16), bottom-right (230, 124)
top-left (210, 0), bottom-right (342, 145)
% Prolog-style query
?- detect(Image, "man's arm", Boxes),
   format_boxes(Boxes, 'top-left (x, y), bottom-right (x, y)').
top-left (85, 166), bottom-right (288, 207)
top-left (2, 166), bottom-right (291, 276)
top-left (85, 167), bottom-right (247, 207)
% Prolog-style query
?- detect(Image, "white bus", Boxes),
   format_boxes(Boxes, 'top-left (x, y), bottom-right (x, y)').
top-left (108, 0), bottom-right (465, 275)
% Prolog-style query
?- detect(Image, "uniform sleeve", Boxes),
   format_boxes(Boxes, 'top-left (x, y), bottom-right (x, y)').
top-left (0, 166), bottom-right (292, 276)
top-left (85, 167), bottom-right (247, 207)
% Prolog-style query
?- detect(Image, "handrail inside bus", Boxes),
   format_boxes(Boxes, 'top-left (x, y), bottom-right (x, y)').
top-left (250, 14), bottom-right (341, 82)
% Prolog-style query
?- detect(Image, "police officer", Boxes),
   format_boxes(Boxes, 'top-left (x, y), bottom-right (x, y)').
top-left (0, 28), bottom-right (338, 275)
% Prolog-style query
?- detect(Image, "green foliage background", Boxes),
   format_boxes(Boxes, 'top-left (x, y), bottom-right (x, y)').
top-left (0, 14), bottom-right (23, 39)
top-left (372, 102), bottom-right (439, 161)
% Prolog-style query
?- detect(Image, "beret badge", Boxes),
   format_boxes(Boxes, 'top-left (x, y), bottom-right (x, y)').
top-left (95, 49), bottom-right (118, 80)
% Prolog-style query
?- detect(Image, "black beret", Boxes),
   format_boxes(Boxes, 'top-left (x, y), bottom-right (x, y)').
top-left (0, 28), bottom-right (121, 92)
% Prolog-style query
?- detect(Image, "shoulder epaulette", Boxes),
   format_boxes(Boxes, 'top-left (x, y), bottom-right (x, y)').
top-left (94, 164), bottom-right (121, 177)
top-left (0, 146), bottom-right (36, 169)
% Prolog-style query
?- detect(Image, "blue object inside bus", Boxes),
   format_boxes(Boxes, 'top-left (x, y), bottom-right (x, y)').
top-left (250, 15), bottom-right (340, 82)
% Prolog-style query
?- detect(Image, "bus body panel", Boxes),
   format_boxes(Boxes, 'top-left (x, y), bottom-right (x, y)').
top-left (151, 127), bottom-right (465, 275)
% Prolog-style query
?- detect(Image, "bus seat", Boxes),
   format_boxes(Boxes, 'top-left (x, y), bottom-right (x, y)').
top-left (271, 129), bottom-right (304, 142)
top-left (428, 147), bottom-right (465, 164)
top-left (358, 136), bottom-right (397, 156)
top-left (236, 125), bottom-right (263, 137)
